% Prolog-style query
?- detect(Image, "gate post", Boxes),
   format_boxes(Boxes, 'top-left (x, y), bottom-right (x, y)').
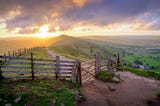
top-left (108, 56), bottom-right (113, 74)
top-left (71, 62), bottom-right (76, 83)
top-left (76, 60), bottom-right (82, 86)
top-left (117, 53), bottom-right (120, 70)
top-left (95, 52), bottom-right (101, 74)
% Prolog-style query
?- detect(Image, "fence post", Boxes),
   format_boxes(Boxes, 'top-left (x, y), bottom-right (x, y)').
top-left (117, 53), bottom-right (120, 70)
top-left (4, 53), bottom-right (6, 64)
top-left (71, 62), bottom-right (77, 83)
top-left (55, 56), bottom-right (60, 79)
top-left (76, 60), bottom-right (82, 86)
top-left (8, 51), bottom-right (11, 56)
top-left (108, 56), bottom-right (113, 74)
top-left (19, 49), bottom-right (22, 55)
top-left (12, 51), bottom-right (14, 56)
top-left (24, 48), bottom-right (26, 54)
top-left (31, 52), bottom-right (35, 80)
top-left (95, 52), bottom-right (101, 74)
top-left (0, 61), bottom-right (3, 80)
top-left (14, 50), bottom-right (16, 56)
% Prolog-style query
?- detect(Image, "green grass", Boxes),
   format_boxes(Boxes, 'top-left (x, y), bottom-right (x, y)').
top-left (122, 52), bottom-right (160, 71)
top-left (96, 71), bottom-right (119, 82)
top-left (0, 79), bottom-right (80, 106)
top-left (49, 35), bottom-right (116, 61)
top-left (124, 66), bottom-right (160, 80)
top-left (23, 47), bottom-right (50, 59)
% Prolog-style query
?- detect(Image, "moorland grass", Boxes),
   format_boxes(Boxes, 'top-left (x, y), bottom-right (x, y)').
top-left (124, 66), bottom-right (160, 80)
top-left (0, 79), bottom-right (80, 106)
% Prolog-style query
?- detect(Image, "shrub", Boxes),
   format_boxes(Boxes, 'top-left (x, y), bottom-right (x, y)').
top-left (96, 71), bottom-right (116, 82)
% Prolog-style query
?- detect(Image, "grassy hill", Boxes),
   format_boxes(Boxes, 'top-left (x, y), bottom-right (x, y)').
top-left (48, 35), bottom-right (160, 73)
top-left (49, 35), bottom-right (98, 61)
top-left (49, 35), bottom-right (117, 61)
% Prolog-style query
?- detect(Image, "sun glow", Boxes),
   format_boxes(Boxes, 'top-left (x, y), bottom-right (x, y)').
top-left (39, 25), bottom-right (49, 33)
top-left (38, 25), bottom-right (49, 38)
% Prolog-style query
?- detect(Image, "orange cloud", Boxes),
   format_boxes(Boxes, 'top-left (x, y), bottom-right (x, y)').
top-left (72, 0), bottom-right (91, 7)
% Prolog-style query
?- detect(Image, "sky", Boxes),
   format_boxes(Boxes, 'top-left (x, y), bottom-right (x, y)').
top-left (0, 0), bottom-right (160, 38)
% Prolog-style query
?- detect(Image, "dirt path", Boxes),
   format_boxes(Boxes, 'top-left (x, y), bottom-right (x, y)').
top-left (46, 48), bottom-right (73, 61)
top-left (46, 48), bottom-right (160, 106)
top-left (78, 71), bottom-right (160, 106)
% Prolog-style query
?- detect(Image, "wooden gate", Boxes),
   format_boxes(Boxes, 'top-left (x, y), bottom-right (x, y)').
top-left (81, 59), bottom-right (96, 85)
top-left (81, 52), bottom-right (121, 86)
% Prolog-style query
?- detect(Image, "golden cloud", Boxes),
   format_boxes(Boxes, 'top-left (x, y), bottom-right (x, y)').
top-left (72, 0), bottom-right (91, 7)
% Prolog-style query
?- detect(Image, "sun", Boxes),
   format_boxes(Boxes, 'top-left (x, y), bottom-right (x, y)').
top-left (38, 25), bottom-right (50, 38)
top-left (39, 25), bottom-right (49, 33)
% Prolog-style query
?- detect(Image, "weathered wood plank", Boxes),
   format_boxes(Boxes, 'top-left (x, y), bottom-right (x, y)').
top-left (36, 76), bottom-right (55, 79)
top-left (36, 72), bottom-right (56, 74)
top-left (33, 58), bottom-right (56, 62)
top-left (2, 70), bottom-right (30, 74)
top-left (34, 68), bottom-right (56, 71)
top-left (60, 71), bottom-right (72, 74)
top-left (60, 60), bottom-right (76, 63)
top-left (60, 68), bottom-right (73, 71)
top-left (59, 76), bottom-right (71, 78)
top-left (0, 55), bottom-right (30, 60)
top-left (59, 64), bottom-right (74, 67)
top-left (7, 61), bottom-right (30, 65)
top-left (2, 66), bottom-right (31, 69)
top-left (4, 76), bottom-right (30, 78)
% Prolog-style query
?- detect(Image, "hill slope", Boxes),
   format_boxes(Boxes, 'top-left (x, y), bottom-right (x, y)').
top-left (49, 35), bottom-right (116, 61)
top-left (0, 36), bottom-right (61, 55)
top-left (0, 37), bottom-right (47, 55)
top-left (81, 36), bottom-right (160, 47)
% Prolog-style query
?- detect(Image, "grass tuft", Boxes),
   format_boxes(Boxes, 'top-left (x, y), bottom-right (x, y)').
top-left (96, 71), bottom-right (119, 82)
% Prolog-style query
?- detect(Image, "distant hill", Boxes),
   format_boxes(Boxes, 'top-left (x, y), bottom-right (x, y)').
top-left (81, 36), bottom-right (160, 47)
top-left (0, 37), bottom-right (47, 55)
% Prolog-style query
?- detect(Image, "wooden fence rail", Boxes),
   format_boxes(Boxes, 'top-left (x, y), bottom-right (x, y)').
top-left (0, 53), bottom-right (81, 85)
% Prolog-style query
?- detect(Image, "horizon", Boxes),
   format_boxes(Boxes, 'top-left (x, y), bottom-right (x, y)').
top-left (0, 0), bottom-right (160, 38)
top-left (1, 34), bottom-right (160, 39)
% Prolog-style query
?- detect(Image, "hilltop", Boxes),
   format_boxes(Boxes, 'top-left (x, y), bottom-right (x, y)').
top-left (49, 35), bottom-right (101, 61)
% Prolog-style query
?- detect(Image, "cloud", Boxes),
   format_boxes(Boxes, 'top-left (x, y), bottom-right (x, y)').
top-left (72, 0), bottom-right (92, 7)
top-left (0, 0), bottom-right (160, 34)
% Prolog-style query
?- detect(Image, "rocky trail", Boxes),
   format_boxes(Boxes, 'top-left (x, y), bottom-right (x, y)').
top-left (78, 71), bottom-right (160, 106)
top-left (46, 48), bottom-right (160, 106)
